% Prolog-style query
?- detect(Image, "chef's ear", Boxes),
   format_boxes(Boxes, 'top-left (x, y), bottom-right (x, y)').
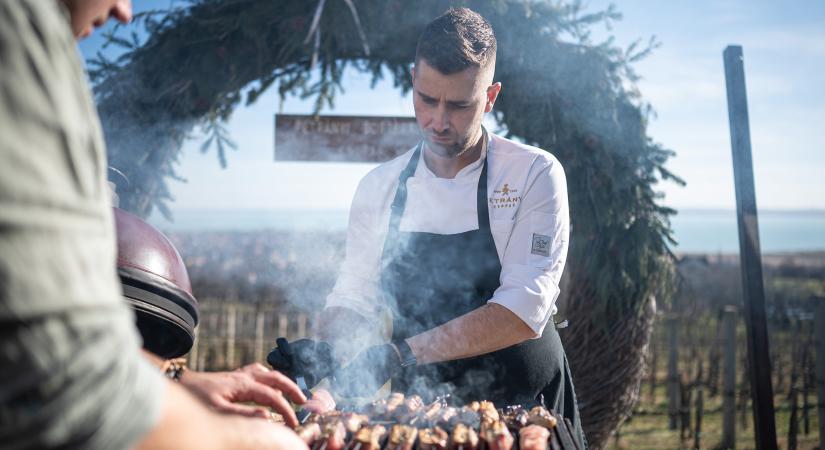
top-left (485, 82), bottom-right (502, 113)
top-left (410, 65), bottom-right (416, 82)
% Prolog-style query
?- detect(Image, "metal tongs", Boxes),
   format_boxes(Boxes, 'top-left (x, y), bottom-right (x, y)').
top-left (275, 337), bottom-right (315, 424)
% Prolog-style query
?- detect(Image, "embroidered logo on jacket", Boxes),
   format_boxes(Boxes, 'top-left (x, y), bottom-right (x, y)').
top-left (489, 183), bottom-right (521, 209)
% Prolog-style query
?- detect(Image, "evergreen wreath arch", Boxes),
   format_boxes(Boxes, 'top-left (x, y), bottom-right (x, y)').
top-left (91, 1), bottom-right (684, 447)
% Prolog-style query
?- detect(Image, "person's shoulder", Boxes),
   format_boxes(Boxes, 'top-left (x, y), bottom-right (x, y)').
top-left (489, 133), bottom-right (562, 170)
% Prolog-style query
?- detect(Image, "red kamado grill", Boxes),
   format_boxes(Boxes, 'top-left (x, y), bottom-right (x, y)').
top-left (114, 207), bottom-right (199, 359)
top-left (294, 393), bottom-right (581, 450)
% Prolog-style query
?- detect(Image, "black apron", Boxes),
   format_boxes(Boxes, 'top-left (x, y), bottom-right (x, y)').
top-left (379, 141), bottom-right (586, 447)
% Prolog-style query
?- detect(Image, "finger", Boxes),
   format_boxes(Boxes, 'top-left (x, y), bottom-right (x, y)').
top-left (113, 0), bottom-right (133, 23)
top-left (239, 362), bottom-right (270, 374)
top-left (252, 369), bottom-right (307, 404)
top-left (211, 398), bottom-right (271, 420)
top-left (237, 383), bottom-right (300, 428)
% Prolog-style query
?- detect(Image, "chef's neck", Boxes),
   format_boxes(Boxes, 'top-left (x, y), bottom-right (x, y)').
top-left (422, 129), bottom-right (485, 179)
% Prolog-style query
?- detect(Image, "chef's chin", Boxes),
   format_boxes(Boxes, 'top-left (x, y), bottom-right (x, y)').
top-left (426, 138), bottom-right (463, 158)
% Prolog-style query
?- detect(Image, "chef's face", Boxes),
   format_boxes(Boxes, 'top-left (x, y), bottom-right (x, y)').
top-left (412, 59), bottom-right (501, 158)
top-left (60, 0), bottom-right (132, 39)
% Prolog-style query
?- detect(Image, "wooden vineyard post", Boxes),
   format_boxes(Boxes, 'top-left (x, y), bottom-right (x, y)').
top-left (723, 45), bottom-right (777, 450)
top-left (226, 304), bottom-right (236, 369)
top-left (801, 339), bottom-right (810, 435)
top-left (788, 385), bottom-right (798, 450)
top-left (651, 339), bottom-right (657, 399)
top-left (189, 325), bottom-right (200, 371)
top-left (694, 360), bottom-right (704, 450)
top-left (722, 305), bottom-right (737, 449)
top-left (254, 310), bottom-right (265, 363)
top-left (297, 313), bottom-right (307, 338)
top-left (278, 313), bottom-right (288, 339)
top-left (815, 298), bottom-right (825, 450)
top-left (667, 315), bottom-right (681, 430)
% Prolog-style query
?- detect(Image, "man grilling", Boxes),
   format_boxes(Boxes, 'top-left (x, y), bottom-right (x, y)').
top-left (271, 7), bottom-right (585, 447)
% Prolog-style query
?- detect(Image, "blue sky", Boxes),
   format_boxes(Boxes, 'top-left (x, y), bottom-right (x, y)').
top-left (79, 0), bottom-right (825, 212)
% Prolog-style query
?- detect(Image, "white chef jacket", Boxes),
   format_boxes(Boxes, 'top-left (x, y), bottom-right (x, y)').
top-left (325, 131), bottom-right (570, 337)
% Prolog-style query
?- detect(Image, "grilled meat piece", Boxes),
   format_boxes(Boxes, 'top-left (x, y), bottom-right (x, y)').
top-left (527, 406), bottom-right (558, 429)
top-left (480, 420), bottom-right (514, 450)
top-left (500, 405), bottom-right (530, 431)
top-left (346, 424), bottom-right (387, 450)
top-left (519, 424), bottom-right (550, 450)
top-left (312, 420), bottom-right (347, 450)
top-left (342, 412), bottom-right (369, 434)
top-left (296, 422), bottom-right (322, 444)
top-left (385, 424), bottom-right (418, 450)
top-left (478, 401), bottom-right (500, 424)
top-left (418, 427), bottom-right (449, 450)
top-left (449, 423), bottom-right (479, 450)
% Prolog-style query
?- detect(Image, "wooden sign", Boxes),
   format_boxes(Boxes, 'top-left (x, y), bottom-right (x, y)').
top-left (274, 114), bottom-right (420, 162)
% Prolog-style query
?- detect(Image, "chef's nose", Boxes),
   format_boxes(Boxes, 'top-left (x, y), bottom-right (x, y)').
top-left (432, 106), bottom-right (449, 133)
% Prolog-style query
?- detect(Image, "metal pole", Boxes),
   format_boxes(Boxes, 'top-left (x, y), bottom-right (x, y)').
top-left (722, 305), bottom-right (737, 449)
top-left (723, 45), bottom-right (777, 450)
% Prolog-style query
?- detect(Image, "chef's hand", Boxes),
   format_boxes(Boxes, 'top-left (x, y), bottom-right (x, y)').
top-left (267, 338), bottom-right (337, 389)
top-left (179, 362), bottom-right (307, 427)
top-left (333, 344), bottom-right (401, 398)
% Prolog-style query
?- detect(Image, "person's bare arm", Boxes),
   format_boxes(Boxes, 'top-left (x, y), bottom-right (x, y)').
top-left (406, 303), bottom-right (536, 364)
top-left (132, 380), bottom-right (307, 450)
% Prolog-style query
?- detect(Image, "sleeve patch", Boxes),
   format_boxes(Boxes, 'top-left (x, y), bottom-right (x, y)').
top-left (531, 233), bottom-right (552, 257)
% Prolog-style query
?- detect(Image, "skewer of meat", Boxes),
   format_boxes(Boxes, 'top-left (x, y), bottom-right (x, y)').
top-left (436, 406), bottom-right (459, 428)
top-left (386, 393), bottom-right (406, 412)
top-left (311, 419), bottom-right (347, 450)
top-left (526, 406), bottom-right (557, 429)
top-left (478, 401), bottom-right (500, 424)
top-left (392, 394), bottom-right (424, 423)
top-left (345, 424), bottom-right (387, 450)
top-left (418, 427), bottom-right (450, 450)
top-left (385, 424), bottom-right (418, 450)
top-left (411, 397), bottom-right (446, 427)
top-left (341, 412), bottom-right (369, 434)
top-left (449, 423), bottom-right (479, 450)
top-left (456, 406), bottom-right (481, 429)
top-left (518, 425), bottom-right (549, 450)
top-left (480, 420), bottom-right (514, 450)
top-left (500, 405), bottom-right (529, 431)
top-left (296, 422), bottom-right (323, 445)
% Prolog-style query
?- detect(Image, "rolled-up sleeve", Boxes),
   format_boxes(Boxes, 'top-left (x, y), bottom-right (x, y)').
top-left (488, 156), bottom-right (570, 336)
top-left (0, 2), bottom-right (163, 448)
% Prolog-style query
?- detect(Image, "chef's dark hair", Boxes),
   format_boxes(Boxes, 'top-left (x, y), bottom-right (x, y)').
top-left (415, 7), bottom-right (497, 75)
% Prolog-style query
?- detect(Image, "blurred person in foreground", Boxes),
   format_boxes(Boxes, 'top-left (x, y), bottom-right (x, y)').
top-left (0, 1), bottom-right (306, 448)
top-left (270, 7), bottom-right (585, 448)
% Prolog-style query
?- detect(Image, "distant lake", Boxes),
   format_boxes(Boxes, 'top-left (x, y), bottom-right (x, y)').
top-left (148, 208), bottom-right (825, 254)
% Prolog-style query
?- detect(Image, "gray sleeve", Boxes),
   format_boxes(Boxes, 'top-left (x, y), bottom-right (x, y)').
top-left (0, 1), bottom-right (164, 449)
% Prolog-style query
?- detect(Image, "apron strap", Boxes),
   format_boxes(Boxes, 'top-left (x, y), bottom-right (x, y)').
top-left (387, 143), bottom-right (422, 235)
top-left (388, 130), bottom-right (491, 236)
